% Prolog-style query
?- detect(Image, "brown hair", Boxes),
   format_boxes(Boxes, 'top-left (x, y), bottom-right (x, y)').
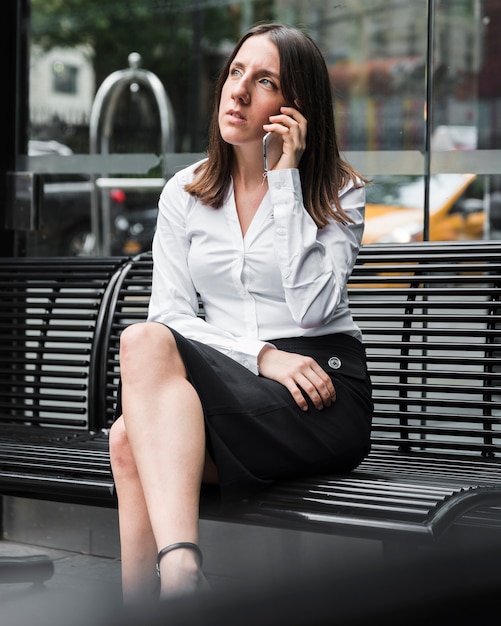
top-left (185, 23), bottom-right (367, 227)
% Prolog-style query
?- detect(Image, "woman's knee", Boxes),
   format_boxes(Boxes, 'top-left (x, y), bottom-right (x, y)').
top-left (119, 322), bottom-right (182, 379)
top-left (120, 322), bottom-right (173, 358)
top-left (109, 416), bottom-right (136, 477)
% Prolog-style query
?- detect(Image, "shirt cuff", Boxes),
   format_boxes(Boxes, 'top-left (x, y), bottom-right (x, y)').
top-left (234, 340), bottom-right (276, 375)
top-left (267, 168), bottom-right (301, 198)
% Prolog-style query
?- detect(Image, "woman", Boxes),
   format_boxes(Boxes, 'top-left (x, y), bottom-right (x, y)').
top-left (110, 22), bottom-right (373, 603)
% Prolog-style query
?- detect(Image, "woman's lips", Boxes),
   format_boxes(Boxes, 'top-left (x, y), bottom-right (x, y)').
top-left (227, 109), bottom-right (247, 124)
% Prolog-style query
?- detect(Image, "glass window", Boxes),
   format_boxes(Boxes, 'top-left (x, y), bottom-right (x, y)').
top-left (18, 0), bottom-right (501, 256)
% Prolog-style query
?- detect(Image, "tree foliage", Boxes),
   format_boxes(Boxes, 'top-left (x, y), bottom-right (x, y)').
top-left (30, 0), bottom-right (274, 150)
top-left (32, 1), bottom-right (230, 88)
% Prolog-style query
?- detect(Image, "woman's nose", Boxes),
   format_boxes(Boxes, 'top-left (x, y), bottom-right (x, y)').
top-left (232, 77), bottom-right (250, 103)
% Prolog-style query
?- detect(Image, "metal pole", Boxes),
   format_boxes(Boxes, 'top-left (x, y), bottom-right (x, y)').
top-left (423, 0), bottom-right (435, 242)
top-left (89, 53), bottom-right (175, 255)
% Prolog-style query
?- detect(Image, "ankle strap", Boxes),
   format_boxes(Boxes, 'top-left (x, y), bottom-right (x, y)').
top-left (156, 542), bottom-right (203, 577)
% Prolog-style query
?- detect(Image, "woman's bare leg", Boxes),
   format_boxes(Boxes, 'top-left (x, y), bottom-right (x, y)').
top-left (109, 417), bottom-right (158, 603)
top-left (110, 322), bottom-right (210, 601)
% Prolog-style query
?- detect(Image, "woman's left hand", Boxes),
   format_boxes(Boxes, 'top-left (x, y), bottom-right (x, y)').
top-left (263, 106), bottom-right (307, 171)
top-left (257, 345), bottom-right (336, 412)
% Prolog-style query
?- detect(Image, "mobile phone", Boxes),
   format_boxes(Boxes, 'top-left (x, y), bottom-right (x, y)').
top-left (262, 132), bottom-right (272, 172)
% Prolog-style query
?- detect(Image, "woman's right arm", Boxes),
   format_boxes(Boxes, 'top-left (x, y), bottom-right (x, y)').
top-left (148, 172), bottom-right (270, 375)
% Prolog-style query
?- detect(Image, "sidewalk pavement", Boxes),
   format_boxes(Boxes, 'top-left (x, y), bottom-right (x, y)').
top-left (0, 539), bottom-right (122, 626)
top-left (2, 535), bottom-right (500, 626)
top-left (0, 498), bottom-right (383, 626)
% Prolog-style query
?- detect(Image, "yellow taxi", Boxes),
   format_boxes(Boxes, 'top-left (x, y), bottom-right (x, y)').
top-left (363, 173), bottom-right (483, 244)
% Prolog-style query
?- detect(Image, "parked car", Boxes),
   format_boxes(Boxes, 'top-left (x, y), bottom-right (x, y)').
top-left (112, 192), bottom-right (159, 256)
top-left (363, 173), bottom-right (483, 244)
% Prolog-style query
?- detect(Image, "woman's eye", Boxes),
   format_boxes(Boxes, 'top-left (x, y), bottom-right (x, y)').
top-left (260, 78), bottom-right (274, 88)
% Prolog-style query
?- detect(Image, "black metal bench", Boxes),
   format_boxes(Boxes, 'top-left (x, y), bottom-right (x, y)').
top-left (0, 256), bottom-right (123, 505)
top-left (1, 241), bottom-right (501, 553)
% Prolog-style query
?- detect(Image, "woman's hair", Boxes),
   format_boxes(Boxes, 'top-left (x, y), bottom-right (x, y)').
top-left (185, 23), bottom-right (367, 227)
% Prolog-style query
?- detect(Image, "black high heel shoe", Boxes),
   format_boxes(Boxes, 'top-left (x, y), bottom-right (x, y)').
top-left (156, 542), bottom-right (203, 577)
top-left (156, 542), bottom-right (210, 595)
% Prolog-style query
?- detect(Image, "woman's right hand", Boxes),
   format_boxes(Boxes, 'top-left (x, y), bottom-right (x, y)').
top-left (263, 106), bottom-right (307, 171)
top-left (257, 345), bottom-right (336, 412)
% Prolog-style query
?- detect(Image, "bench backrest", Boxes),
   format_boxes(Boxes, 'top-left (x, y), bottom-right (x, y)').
top-left (350, 241), bottom-right (501, 457)
top-left (0, 257), bottom-right (125, 431)
top-left (103, 241), bottom-right (501, 458)
top-left (3, 242), bottom-right (498, 457)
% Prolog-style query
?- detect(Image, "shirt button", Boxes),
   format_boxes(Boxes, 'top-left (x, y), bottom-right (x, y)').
top-left (273, 182), bottom-right (283, 190)
top-left (276, 227), bottom-right (286, 236)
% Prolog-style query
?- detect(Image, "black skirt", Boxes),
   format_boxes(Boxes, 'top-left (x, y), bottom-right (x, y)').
top-left (115, 329), bottom-right (373, 505)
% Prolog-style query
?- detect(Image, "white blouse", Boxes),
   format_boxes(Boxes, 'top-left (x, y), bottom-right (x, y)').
top-left (148, 159), bottom-right (365, 374)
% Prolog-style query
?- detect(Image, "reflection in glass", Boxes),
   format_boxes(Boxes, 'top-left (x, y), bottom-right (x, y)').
top-left (364, 173), bottom-right (483, 244)
top-left (23, 0), bottom-right (501, 254)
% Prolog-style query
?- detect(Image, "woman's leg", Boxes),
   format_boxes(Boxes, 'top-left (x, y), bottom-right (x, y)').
top-left (109, 417), bottom-right (158, 603)
top-left (109, 322), bottom-right (209, 601)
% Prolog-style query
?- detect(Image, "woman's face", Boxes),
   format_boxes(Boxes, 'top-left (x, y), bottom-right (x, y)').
top-left (218, 34), bottom-right (287, 149)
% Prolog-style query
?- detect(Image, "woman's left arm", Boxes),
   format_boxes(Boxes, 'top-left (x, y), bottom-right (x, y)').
top-left (268, 169), bottom-right (365, 329)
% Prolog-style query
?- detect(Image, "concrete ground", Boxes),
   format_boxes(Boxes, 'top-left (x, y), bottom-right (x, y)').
top-left (0, 496), bottom-right (382, 626)
top-left (2, 525), bottom-right (501, 626)
top-left (0, 539), bottom-right (122, 626)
